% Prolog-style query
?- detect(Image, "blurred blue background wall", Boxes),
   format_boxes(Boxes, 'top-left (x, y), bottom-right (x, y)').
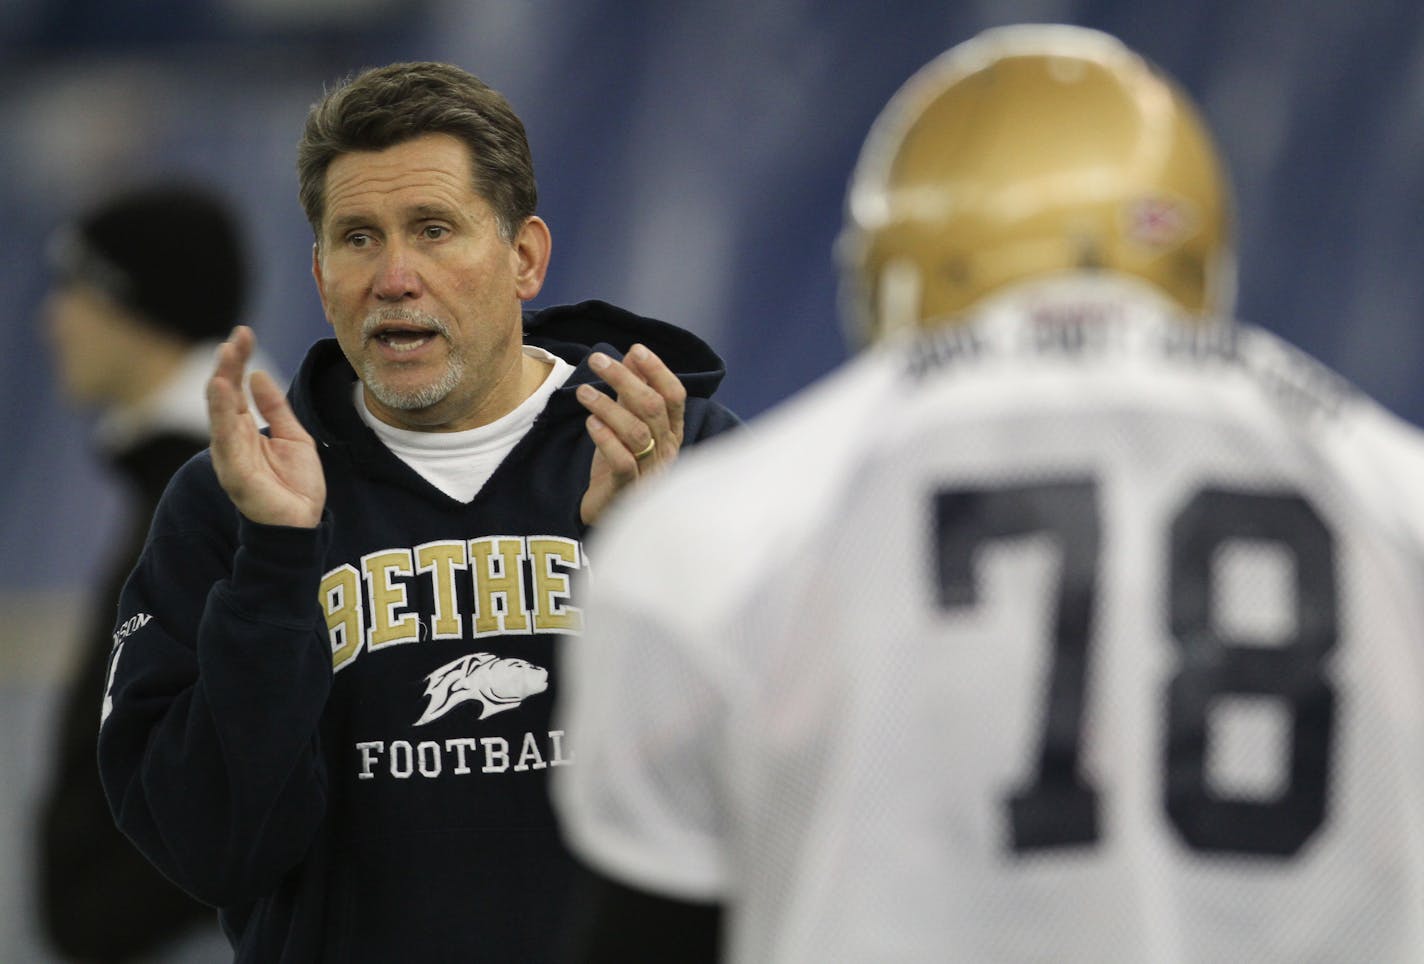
top-left (2, 0), bottom-right (1422, 959)
top-left (5, 0), bottom-right (1424, 591)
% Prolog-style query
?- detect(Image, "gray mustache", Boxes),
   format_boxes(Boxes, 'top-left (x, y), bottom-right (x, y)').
top-left (361, 308), bottom-right (450, 342)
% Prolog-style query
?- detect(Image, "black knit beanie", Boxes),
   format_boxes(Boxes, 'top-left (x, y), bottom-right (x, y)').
top-left (49, 183), bottom-right (248, 343)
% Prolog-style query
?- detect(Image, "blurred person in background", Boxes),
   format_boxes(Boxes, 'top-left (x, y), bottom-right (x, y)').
top-left (96, 62), bottom-right (740, 962)
top-left (36, 183), bottom-right (263, 961)
top-left (554, 24), bottom-right (1424, 962)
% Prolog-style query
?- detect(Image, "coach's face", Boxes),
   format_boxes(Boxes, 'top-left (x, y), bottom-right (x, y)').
top-left (312, 132), bottom-right (550, 432)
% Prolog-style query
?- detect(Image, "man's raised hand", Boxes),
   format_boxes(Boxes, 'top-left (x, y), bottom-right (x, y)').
top-left (207, 326), bottom-right (326, 528)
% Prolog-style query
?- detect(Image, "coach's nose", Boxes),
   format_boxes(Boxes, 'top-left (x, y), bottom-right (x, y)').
top-left (371, 242), bottom-right (424, 302)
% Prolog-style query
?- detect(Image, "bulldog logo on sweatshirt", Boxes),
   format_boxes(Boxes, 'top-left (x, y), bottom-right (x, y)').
top-left (415, 652), bottom-right (549, 726)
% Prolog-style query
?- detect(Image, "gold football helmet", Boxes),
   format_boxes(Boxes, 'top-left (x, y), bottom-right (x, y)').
top-left (840, 24), bottom-right (1235, 345)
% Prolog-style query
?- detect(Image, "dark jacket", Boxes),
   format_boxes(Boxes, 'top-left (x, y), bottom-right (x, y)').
top-left (38, 433), bottom-right (219, 961)
top-left (97, 301), bottom-right (740, 962)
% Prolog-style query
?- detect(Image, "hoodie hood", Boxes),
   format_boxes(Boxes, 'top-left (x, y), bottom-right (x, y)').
top-left (522, 299), bottom-right (727, 398)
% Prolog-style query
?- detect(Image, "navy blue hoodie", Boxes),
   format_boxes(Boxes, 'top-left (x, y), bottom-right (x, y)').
top-left (98, 301), bottom-right (741, 962)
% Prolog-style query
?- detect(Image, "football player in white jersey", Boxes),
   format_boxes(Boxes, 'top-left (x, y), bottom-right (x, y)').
top-left (553, 24), bottom-right (1424, 963)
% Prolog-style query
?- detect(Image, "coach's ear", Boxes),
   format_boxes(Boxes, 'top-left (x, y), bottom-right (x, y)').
top-left (312, 243), bottom-right (335, 328)
top-left (512, 216), bottom-right (551, 303)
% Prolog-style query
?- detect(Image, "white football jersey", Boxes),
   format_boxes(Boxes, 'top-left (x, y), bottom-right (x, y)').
top-left (554, 278), bottom-right (1424, 963)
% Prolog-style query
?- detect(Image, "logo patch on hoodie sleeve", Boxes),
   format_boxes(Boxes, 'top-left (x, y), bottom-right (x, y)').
top-left (101, 612), bottom-right (153, 727)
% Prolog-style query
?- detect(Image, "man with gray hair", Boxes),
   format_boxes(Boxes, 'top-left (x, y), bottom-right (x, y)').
top-left (97, 62), bottom-right (739, 962)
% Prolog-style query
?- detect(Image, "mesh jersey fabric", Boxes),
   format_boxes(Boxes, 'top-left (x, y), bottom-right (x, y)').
top-left (554, 279), bottom-right (1424, 963)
